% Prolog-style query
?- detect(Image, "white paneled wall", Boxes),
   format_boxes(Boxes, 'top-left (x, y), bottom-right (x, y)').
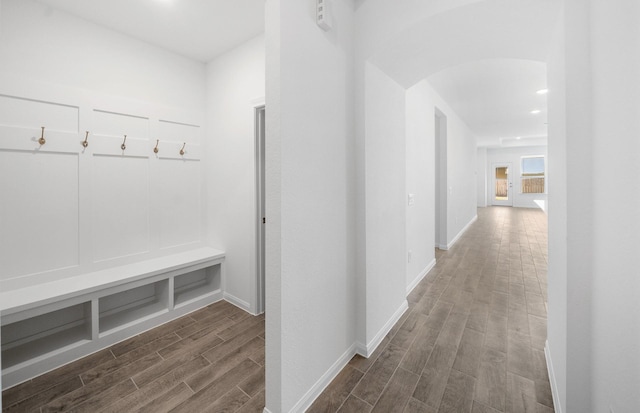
top-left (0, 94), bottom-right (82, 282)
top-left (0, 80), bottom-right (205, 292)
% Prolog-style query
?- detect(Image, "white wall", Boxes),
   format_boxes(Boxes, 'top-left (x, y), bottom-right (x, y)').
top-left (0, 2), bottom-right (208, 401)
top-left (548, 1), bottom-right (594, 411)
top-left (477, 147), bottom-right (487, 207)
top-left (265, 0), bottom-right (357, 411)
top-left (405, 80), bottom-right (477, 251)
top-left (444, 101), bottom-right (478, 246)
top-left (355, 0), bottom-right (483, 61)
top-left (547, 1), bottom-right (640, 412)
top-left (0, 0), bottom-right (207, 291)
top-left (546, 10), bottom-right (567, 412)
top-left (589, 1), bottom-right (640, 411)
top-left (359, 72), bottom-right (478, 352)
top-left (205, 35), bottom-right (265, 314)
top-left (405, 82), bottom-right (436, 291)
top-left (0, 0), bottom-right (205, 114)
top-left (486, 146), bottom-right (548, 209)
top-left (362, 62), bottom-right (408, 351)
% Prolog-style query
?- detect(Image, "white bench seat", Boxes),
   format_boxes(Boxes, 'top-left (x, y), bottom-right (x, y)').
top-left (1, 247), bottom-right (225, 389)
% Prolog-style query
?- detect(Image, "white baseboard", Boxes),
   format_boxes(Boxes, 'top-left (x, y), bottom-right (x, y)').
top-left (289, 343), bottom-right (357, 413)
top-left (223, 292), bottom-right (252, 314)
top-left (357, 300), bottom-right (409, 358)
top-left (545, 340), bottom-right (563, 413)
top-left (263, 300), bottom-right (409, 412)
top-left (444, 215), bottom-right (478, 250)
top-left (406, 259), bottom-right (436, 295)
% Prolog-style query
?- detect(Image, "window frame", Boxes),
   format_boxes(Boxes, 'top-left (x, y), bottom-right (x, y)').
top-left (520, 155), bottom-right (546, 194)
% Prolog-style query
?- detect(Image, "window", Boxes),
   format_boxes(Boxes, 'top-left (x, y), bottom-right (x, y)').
top-left (521, 156), bottom-right (545, 193)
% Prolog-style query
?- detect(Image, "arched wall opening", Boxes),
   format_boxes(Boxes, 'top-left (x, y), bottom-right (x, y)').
top-left (264, 1), bottom-right (567, 411)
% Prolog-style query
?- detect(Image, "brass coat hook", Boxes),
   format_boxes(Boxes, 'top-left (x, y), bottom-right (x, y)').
top-left (180, 142), bottom-right (186, 156)
top-left (82, 131), bottom-right (89, 148)
top-left (121, 135), bottom-right (127, 151)
top-left (153, 139), bottom-right (159, 154)
top-left (38, 126), bottom-right (46, 145)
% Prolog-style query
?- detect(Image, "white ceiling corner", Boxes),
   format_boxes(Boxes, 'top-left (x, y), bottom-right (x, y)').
top-left (36, 0), bottom-right (265, 63)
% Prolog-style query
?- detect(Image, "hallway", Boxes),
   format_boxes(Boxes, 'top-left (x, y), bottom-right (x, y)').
top-left (309, 206), bottom-right (552, 413)
top-left (1, 207), bottom-right (550, 412)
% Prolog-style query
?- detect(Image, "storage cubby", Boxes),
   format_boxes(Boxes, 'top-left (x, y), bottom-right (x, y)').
top-left (1, 247), bottom-right (224, 389)
top-left (99, 280), bottom-right (170, 336)
top-left (174, 265), bottom-right (222, 308)
top-left (1, 302), bottom-right (91, 371)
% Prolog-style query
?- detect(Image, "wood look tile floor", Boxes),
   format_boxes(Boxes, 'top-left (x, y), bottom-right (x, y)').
top-left (309, 206), bottom-right (552, 413)
top-left (2, 301), bottom-right (266, 413)
top-left (2, 206), bottom-right (551, 413)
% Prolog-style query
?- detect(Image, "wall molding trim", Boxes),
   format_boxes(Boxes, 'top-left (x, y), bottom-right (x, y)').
top-left (545, 340), bottom-right (563, 413)
top-left (406, 259), bottom-right (436, 295)
top-left (223, 292), bottom-right (252, 313)
top-left (358, 299), bottom-right (409, 358)
top-left (289, 343), bottom-right (357, 413)
top-left (443, 214), bottom-right (478, 250)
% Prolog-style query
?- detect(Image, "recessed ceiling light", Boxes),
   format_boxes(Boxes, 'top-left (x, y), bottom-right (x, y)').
top-left (536, 89), bottom-right (549, 95)
top-left (530, 109), bottom-right (541, 114)
top-left (516, 136), bottom-right (522, 140)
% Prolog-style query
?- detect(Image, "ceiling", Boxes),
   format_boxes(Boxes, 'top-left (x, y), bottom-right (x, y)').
top-left (369, 0), bottom-right (561, 147)
top-left (36, 0), bottom-right (265, 63)
top-left (427, 59), bottom-right (548, 147)
top-left (35, 0), bottom-right (557, 148)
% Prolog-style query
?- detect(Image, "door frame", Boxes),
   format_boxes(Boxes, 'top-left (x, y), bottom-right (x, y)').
top-left (435, 108), bottom-right (448, 249)
top-left (253, 102), bottom-right (266, 314)
top-left (491, 162), bottom-right (513, 206)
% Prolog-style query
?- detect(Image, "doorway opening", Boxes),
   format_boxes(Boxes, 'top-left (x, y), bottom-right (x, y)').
top-left (255, 105), bottom-right (266, 314)
top-left (492, 162), bottom-right (513, 207)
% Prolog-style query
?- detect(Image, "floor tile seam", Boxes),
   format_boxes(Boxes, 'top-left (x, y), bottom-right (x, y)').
top-left (415, 317), bottom-right (459, 379)
top-left (419, 365), bottom-right (454, 411)
top-left (369, 365), bottom-right (418, 412)
top-left (449, 366), bottom-right (479, 403)
top-left (114, 331), bottom-right (181, 363)
top-left (398, 317), bottom-right (430, 352)
top-left (236, 384), bottom-right (252, 400)
top-left (342, 364), bottom-right (375, 408)
top-left (62, 376), bottom-right (136, 412)
top-left (80, 353), bottom-right (151, 388)
top-left (82, 346), bottom-right (167, 386)
top-left (359, 338), bottom-right (393, 375)
top-left (339, 391), bottom-right (372, 412)
top-left (157, 349), bottom-right (168, 361)
top-left (125, 381), bottom-right (186, 413)
top-left (132, 351), bottom-right (201, 390)
top-left (132, 377), bottom-right (140, 391)
top-left (414, 304), bottom-right (455, 371)
top-left (184, 379), bottom-right (196, 393)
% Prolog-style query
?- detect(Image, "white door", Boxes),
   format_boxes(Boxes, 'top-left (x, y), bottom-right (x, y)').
top-left (492, 163), bottom-right (513, 206)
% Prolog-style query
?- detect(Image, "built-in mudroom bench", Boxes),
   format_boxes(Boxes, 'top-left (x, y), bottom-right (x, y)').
top-left (0, 247), bottom-right (225, 389)
top-left (0, 73), bottom-right (225, 393)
